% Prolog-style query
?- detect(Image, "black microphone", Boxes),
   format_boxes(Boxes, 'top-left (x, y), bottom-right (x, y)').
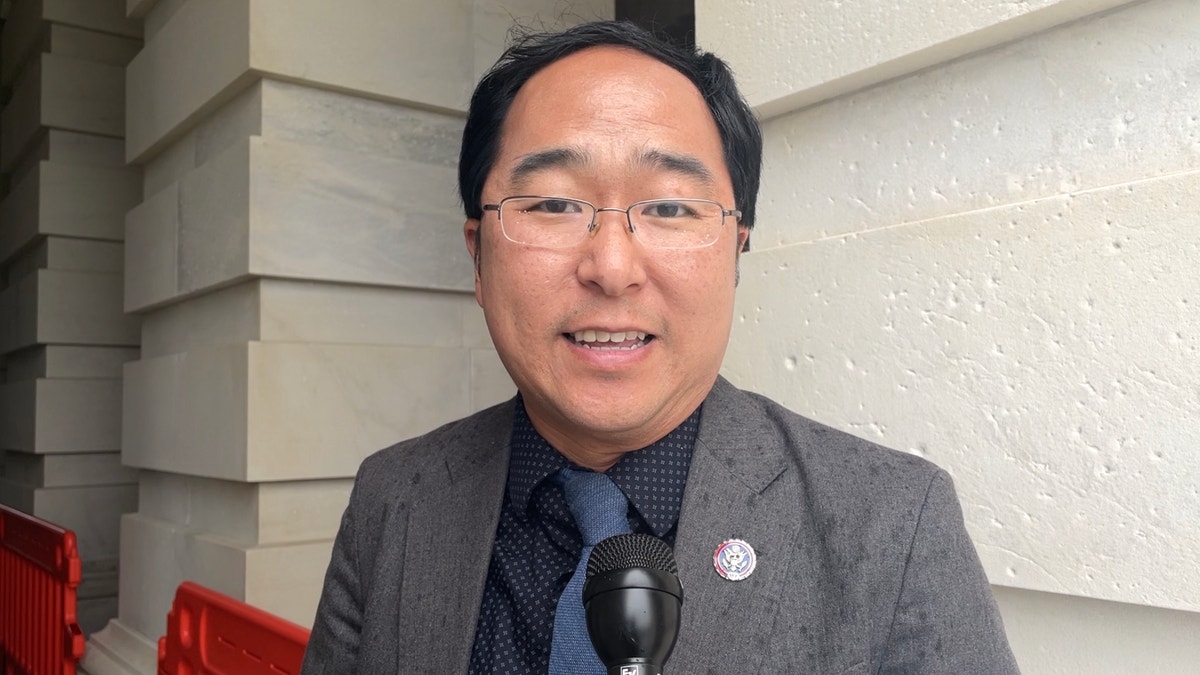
top-left (582, 533), bottom-right (683, 675)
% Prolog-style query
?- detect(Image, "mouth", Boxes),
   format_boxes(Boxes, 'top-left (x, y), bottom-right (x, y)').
top-left (566, 329), bottom-right (653, 351)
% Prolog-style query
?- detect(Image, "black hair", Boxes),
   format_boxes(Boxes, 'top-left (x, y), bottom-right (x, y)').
top-left (458, 20), bottom-right (763, 231)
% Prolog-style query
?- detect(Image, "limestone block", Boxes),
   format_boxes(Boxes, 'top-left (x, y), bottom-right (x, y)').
top-left (1, 129), bottom-right (124, 183)
top-left (5, 237), bottom-right (124, 282)
top-left (257, 479), bottom-right (353, 545)
top-left (246, 0), bottom-right (475, 112)
top-left (0, 479), bottom-right (135, 559)
top-left (142, 130), bottom-right (196, 198)
top-left (45, 237), bottom-right (124, 273)
top-left (118, 512), bottom-right (208, 640)
top-left (124, 0), bottom-right (250, 162)
top-left (246, 136), bottom-right (471, 292)
top-left (2, 450), bottom-right (136, 487)
top-left (128, 0), bottom-right (158, 20)
top-left (135, 470), bottom-right (352, 546)
top-left (471, 347), bottom-right (514, 413)
top-left (3, 345), bottom-right (139, 381)
top-left (244, 341), bottom-right (472, 480)
top-left (192, 79), bottom-right (263, 168)
top-left (253, 79), bottom-right (463, 168)
top-left (725, 169), bottom-right (1200, 611)
top-left (118, 511), bottom-right (331, 638)
top-left (175, 138), bottom-right (250, 295)
top-left (258, 279), bottom-right (472, 347)
top-left (45, 129), bottom-right (125, 167)
top-left (243, 538), bottom-right (333, 627)
top-left (163, 135), bottom-right (470, 299)
top-left (123, 341), bottom-right (472, 481)
top-left (0, 269), bottom-right (139, 352)
top-left (995, 587), bottom-right (1200, 674)
top-left (137, 470), bottom-right (257, 544)
top-left (137, 281), bottom-right (259, 358)
top-left (698, 0), bottom-right (1135, 117)
top-left (47, 23), bottom-right (141, 67)
top-left (41, 50), bottom-right (129, 145)
top-left (122, 345), bottom-right (249, 480)
top-left (42, 0), bottom-right (141, 38)
top-left (754, 0), bottom-right (1200, 247)
top-left (0, 161), bottom-right (140, 264)
top-left (0, 53), bottom-right (125, 171)
top-left (0, 378), bottom-right (122, 452)
top-left (124, 182), bottom-right (180, 312)
top-left (135, 0), bottom-right (187, 41)
top-left (128, 0), bottom-right (597, 161)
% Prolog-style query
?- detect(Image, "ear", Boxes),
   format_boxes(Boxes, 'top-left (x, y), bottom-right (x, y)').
top-left (464, 218), bottom-right (483, 306)
top-left (737, 225), bottom-right (750, 254)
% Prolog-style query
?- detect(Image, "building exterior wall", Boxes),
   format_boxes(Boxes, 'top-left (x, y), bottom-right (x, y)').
top-left (701, 0), bottom-right (1199, 672)
top-left (0, 0), bottom-right (142, 636)
top-left (80, 1), bottom-right (610, 672)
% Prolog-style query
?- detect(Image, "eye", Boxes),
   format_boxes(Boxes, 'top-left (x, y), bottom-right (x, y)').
top-left (643, 201), bottom-right (697, 219)
top-left (525, 198), bottom-right (584, 215)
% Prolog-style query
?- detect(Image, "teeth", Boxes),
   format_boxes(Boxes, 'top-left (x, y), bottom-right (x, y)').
top-left (571, 330), bottom-right (649, 348)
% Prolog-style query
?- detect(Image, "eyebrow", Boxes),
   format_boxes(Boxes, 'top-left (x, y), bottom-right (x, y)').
top-left (510, 148), bottom-right (590, 189)
top-left (507, 147), bottom-right (718, 190)
top-left (636, 149), bottom-right (717, 188)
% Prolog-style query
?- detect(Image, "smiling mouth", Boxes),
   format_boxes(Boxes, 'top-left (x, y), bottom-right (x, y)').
top-left (567, 330), bottom-right (653, 350)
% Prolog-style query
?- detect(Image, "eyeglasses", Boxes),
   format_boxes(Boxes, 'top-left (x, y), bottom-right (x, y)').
top-left (482, 196), bottom-right (741, 250)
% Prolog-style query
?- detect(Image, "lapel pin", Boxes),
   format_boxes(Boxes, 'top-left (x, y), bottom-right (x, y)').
top-left (713, 539), bottom-right (756, 581)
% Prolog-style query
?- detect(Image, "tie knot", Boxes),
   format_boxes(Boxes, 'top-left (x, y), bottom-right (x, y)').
top-left (558, 468), bottom-right (629, 546)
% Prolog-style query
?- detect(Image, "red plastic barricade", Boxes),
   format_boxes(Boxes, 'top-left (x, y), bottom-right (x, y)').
top-left (0, 504), bottom-right (85, 675)
top-left (157, 581), bottom-right (311, 675)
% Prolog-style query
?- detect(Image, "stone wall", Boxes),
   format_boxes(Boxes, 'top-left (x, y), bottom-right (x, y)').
top-left (0, 0), bottom-right (141, 635)
top-left (702, 0), bottom-right (1200, 672)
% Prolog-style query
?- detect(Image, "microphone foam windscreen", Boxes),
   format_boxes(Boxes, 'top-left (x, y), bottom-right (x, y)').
top-left (586, 533), bottom-right (678, 578)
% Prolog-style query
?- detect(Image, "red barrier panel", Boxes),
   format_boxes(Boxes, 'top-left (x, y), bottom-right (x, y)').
top-left (157, 581), bottom-right (311, 675)
top-left (0, 504), bottom-right (85, 675)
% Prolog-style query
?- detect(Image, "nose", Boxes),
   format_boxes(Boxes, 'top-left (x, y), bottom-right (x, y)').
top-left (576, 208), bottom-right (646, 296)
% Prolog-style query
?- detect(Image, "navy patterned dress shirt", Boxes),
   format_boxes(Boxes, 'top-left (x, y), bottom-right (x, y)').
top-left (467, 396), bottom-right (699, 674)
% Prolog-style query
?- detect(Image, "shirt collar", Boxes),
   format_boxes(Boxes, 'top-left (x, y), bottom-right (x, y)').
top-left (507, 395), bottom-right (700, 538)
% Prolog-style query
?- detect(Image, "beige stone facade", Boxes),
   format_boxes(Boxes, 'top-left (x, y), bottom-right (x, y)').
top-left (0, 1), bottom-right (1195, 673)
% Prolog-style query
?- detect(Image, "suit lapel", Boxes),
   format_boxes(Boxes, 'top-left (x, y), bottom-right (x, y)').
top-left (395, 402), bottom-right (512, 672)
top-left (668, 378), bottom-right (806, 673)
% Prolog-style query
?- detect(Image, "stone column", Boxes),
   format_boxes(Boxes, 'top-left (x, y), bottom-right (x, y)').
top-left (82, 1), bottom-right (610, 672)
top-left (0, 0), bottom-right (141, 635)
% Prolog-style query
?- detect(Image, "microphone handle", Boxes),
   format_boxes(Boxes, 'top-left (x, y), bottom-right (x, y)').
top-left (606, 662), bottom-right (662, 675)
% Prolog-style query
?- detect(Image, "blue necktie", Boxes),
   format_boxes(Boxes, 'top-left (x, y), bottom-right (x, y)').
top-left (548, 468), bottom-right (631, 674)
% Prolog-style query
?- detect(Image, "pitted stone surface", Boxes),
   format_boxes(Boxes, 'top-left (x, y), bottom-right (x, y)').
top-left (750, 0), bottom-right (1200, 249)
top-left (698, 0), bottom-right (1136, 117)
top-left (727, 169), bottom-right (1200, 611)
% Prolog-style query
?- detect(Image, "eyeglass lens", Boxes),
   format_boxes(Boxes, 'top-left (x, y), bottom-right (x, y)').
top-left (497, 197), bottom-right (727, 249)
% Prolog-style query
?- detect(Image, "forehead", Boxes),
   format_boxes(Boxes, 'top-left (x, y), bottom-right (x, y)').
top-left (489, 46), bottom-right (729, 193)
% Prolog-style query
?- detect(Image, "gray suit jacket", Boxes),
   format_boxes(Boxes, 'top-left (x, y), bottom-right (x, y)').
top-left (302, 378), bottom-right (1019, 674)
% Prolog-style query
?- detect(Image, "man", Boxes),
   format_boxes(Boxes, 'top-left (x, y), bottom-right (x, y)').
top-left (302, 20), bottom-right (1019, 674)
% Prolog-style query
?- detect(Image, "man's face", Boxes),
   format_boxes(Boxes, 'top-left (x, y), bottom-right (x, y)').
top-left (464, 46), bottom-right (748, 466)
